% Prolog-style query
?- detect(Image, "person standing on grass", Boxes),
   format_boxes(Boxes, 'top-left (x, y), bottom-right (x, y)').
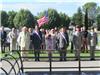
top-left (32, 25), bottom-right (42, 61)
top-left (49, 29), bottom-right (57, 50)
top-left (54, 27), bottom-right (59, 50)
top-left (28, 28), bottom-right (33, 50)
top-left (57, 27), bottom-right (69, 61)
top-left (0, 26), bottom-right (7, 53)
top-left (73, 25), bottom-right (82, 60)
top-left (8, 28), bottom-right (17, 52)
top-left (45, 30), bottom-right (53, 61)
top-left (40, 28), bottom-right (46, 50)
top-left (17, 26), bottom-right (30, 60)
top-left (68, 25), bottom-right (75, 53)
top-left (89, 27), bottom-right (98, 60)
top-left (81, 26), bottom-right (89, 53)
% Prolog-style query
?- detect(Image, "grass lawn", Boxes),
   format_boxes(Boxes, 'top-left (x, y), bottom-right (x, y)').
top-left (1, 50), bottom-right (100, 60)
top-left (1, 32), bottom-right (100, 60)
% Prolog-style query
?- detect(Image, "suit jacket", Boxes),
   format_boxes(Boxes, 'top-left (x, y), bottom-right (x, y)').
top-left (57, 32), bottom-right (69, 49)
top-left (32, 31), bottom-right (42, 49)
top-left (0, 31), bottom-right (7, 42)
top-left (17, 31), bottom-right (30, 49)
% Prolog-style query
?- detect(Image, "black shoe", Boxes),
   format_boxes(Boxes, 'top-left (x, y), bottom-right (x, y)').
top-left (90, 58), bottom-right (95, 61)
top-left (37, 59), bottom-right (40, 61)
top-left (64, 59), bottom-right (66, 61)
top-left (70, 51), bottom-right (73, 53)
top-left (35, 59), bottom-right (37, 61)
top-left (2, 51), bottom-right (5, 53)
top-left (35, 59), bottom-right (38, 61)
top-left (86, 51), bottom-right (88, 53)
top-left (60, 59), bottom-right (63, 61)
top-left (75, 58), bottom-right (78, 61)
top-left (35, 58), bottom-right (40, 61)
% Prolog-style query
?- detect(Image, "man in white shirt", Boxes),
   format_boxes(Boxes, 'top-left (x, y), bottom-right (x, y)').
top-left (17, 26), bottom-right (30, 60)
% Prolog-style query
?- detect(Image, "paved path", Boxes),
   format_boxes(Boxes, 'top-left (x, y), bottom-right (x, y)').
top-left (1, 60), bottom-right (100, 74)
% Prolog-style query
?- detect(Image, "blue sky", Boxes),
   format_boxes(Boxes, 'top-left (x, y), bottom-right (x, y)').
top-left (0, 0), bottom-right (100, 17)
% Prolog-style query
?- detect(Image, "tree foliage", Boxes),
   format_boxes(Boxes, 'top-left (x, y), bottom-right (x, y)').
top-left (1, 11), bottom-right (8, 27)
top-left (83, 2), bottom-right (97, 11)
top-left (84, 9), bottom-right (88, 30)
top-left (83, 2), bottom-right (97, 20)
top-left (72, 7), bottom-right (83, 26)
top-left (8, 11), bottom-right (17, 28)
top-left (1, 2), bottom-right (100, 29)
top-left (97, 14), bottom-right (100, 30)
top-left (97, 6), bottom-right (100, 15)
top-left (59, 12), bottom-right (70, 28)
top-left (47, 8), bottom-right (60, 29)
top-left (13, 9), bottom-right (35, 28)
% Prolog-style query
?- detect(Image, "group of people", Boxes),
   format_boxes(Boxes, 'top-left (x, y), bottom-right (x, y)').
top-left (0, 25), bottom-right (98, 61)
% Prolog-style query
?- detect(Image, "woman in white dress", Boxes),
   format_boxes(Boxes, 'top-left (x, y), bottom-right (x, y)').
top-left (8, 28), bottom-right (17, 52)
top-left (49, 29), bottom-right (57, 50)
top-left (45, 30), bottom-right (53, 50)
top-left (45, 30), bottom-right (53, 61)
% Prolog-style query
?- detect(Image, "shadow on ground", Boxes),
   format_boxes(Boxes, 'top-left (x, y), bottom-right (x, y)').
top-left (25, 71), bottom-right (100, 75)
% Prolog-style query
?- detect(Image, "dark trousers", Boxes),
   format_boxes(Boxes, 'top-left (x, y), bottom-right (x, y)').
top-left (1, 40), bottom-right (5, 53)
top-left (90, 46), bottom-right (95, 60)
top-left (70, 41), bottom-right (73, 53)
top-left (34, 50), bottom-right (40, 61)
top-left (59, 48), bottom-right (67, 61)
top-left (82, 38), bottom-right (88, 52)
top-left (48, 50), bottom-right (52, 61)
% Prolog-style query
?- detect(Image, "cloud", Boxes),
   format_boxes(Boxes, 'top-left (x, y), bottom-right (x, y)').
top-left (36, 0), bottom-right (100, 3)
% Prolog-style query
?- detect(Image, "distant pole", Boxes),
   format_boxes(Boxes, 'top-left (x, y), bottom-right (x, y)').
top-left (85, 8), bottom-right (88, 30)
top-left (49, 50), bottom-right (52, 75)
top-left (78, 49), bottom-right (81, 75)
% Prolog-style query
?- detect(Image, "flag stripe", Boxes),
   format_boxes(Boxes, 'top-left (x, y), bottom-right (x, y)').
top-left (37, 11), bottom-right (49, 27)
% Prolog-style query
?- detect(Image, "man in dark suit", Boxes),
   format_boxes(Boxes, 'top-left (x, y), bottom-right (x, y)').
top-left (57, 27), bottom-right (69, 61)
top-left (32, 25), bottom-right (42, 61)
top-left (0, 26), bottom-right (7, 53)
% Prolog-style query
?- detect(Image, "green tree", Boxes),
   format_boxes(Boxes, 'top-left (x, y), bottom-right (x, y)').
top-left (48, 8), bottom-right (60, 28)
top-left (37, 11), bottom-right (45, 19)
top-left (59, 12), bottom-right (70, 28)
top-left (83, 2), bottom-right (97, 11)
top-left (1, 11), bottom-right (8, 27)
top-left (97, 6), bottom-right (100, 15)
top-left (8, 11), bottom-right (17, 28)
top-left (97, 14), bottom-right (100, 30)
top-left (83, 2), bottom-right (97, 25)
top-left (13, 9), bottom-right (35, 28)
top-left (72, 7), bottom-right (83, 26)
top-left (84, 9), bottom-right (89, 30)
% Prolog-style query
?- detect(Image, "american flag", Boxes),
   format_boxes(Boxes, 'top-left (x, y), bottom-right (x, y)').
top-left (37, 11), bottom-right (49, 27)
